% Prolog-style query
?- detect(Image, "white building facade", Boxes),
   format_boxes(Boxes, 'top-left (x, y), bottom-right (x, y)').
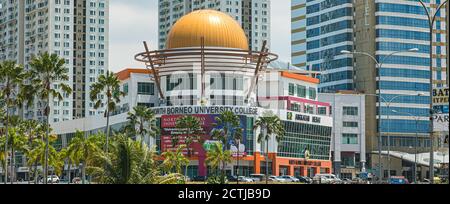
top-left (319, 92), bottom-right (366, 179)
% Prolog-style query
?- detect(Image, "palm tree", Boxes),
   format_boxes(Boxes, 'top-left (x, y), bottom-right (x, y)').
top-left (19, 120), bottom-right (41, 183)
top-left (175, 115), bottom-right (203, 182)
top-left (6, 127), bottom-right (28, 184)
top-left (0, 60), bottom-right (29, 184)
top-left (26, 134), bottom-right (60, 184)
top-left (205, 142), bottom-right (232, 184)
top-left (254, 113), bottom-right (285, 184)
top-left (90, 71), bottom-right (125, 153)
top-left (29, 52), bottom-right (72, 184)
top-left (67, 131), bottom-right (102, 184)
top-left (162, 145), bottom-right (190, 175)
top-left (212, 111), bottom-right (241, 150)
top-left (88, 134), bottom-right (180, 184)
top-left (124, 106), bottom-right (159, 146)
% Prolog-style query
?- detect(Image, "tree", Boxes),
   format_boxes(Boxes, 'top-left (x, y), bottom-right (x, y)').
top-left (162, 145), bottom-right (190, 175)
top-left (254, 113), bottom-right (285, 184)
top-left (212, 111), bottom-right (241, 150)
top-left (175, 115), bottom-right (203, 182)
top-left (6, 127), bottom-right (28, 184)
top-left (29, 52), bottom-right (72, 184)
top-left (0, 60), bottom-right (29, 184)
top-left (124, 106), bottom-right (159, 146)
top-left (67, 131), bottom-right (103, 184)
top-left (90, 71), bottom-right (125, 153)
top-left (26, 134), bottom-right (60, 184)
top-left (205, 142), bottom-right (232, 184)
top-left (88, 134), bottom-right (180, 184)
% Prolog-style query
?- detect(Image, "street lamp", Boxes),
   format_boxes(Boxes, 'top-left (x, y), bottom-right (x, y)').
top-left (392, 109), bottom-right (422, 184)
top-left (341, 48), bottom-right (419, 182)
top-left (417, 0), bottom-right (448, 184)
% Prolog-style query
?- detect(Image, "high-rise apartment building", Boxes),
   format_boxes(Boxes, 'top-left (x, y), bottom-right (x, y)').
top-left (292, 0), bottom-right (448, 167)
top-left (158, 0), bottom-right (270, 51)
top-left (0, 0), bottom-right (109, 123)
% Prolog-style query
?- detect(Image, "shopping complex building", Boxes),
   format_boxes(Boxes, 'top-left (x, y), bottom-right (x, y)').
top-left (47, 10), bottom-right (334, 178)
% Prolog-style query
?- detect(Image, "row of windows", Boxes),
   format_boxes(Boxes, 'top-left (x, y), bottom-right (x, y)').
top-left (378, 94), bottom-right (431, 105)
top-left (310, 58), bottom-right (353, 72)
top-left (307, 7), bottom-right (352, 26)
top-left (379, 68), bottom-right (430, 79)
top-left (278, 121), bottom-right (332, 160)
top-left (319, 70), bottom-right (353, 84)
top-left (306, 0), bottom-right (352, 14)
top-left (381, 136), bottom-right (431, 148)
top-left (377, 55), bottom-right (430, 66)
top-left (379, 119), bottom-right (431, 133)
top-left (376, 16), bottom-right (429, 29)
top-left (376, 3), bottom-right (428, 16)
top-left (376, 29), bottom-right (430, 41)
top-left (319, 83), bottom-right (354, 93)
top-left (307, 45), bottom-right (353, 62)
top-left (307, 33), bottom-right (353, 50)
top-left (378, 107), bottom-right (429, 117)
top-left (378, 81), bottom-right (430, 92)
top-left (307, 20), bottom-right (352, 38)
top-left (342, 133), bottom-right (358, 144)
top-left (377, 42), bottom-right (430, 54)
top-left (288, 83), bottom-right (317, 100)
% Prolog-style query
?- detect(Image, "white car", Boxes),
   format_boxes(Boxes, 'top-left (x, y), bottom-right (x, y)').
top-left (46, 175), bottom-right (60, 184)
top-left (280, 175), bottom-right (300, 182)
top-left (238, 176), bottom-right (254, 182)
top-left (313, 174), bottom-right (341, 184)
top-left (268, 176), bottom-right (288, 182)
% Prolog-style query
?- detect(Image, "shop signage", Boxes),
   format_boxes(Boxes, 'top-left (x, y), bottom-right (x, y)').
top-left (433, 88), bottom-right (449, 105)
top-left (152, 106), bottom-right (259, 116)
top-left (288, 160), bottom-right (322, 167)
top-left (295, 114), bottom-right (321, 124)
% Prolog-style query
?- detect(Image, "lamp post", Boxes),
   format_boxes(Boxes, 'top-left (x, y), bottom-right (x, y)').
top-left (392, 109), bottom-right (423, 184)
top-left (341, 48), bottom-right (419, 182)
top-left (417, 0), bottom-right (448, 184)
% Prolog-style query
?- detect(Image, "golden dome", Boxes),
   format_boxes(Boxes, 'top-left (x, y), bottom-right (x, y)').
top-left (166, 10), bottom-right (249, 50)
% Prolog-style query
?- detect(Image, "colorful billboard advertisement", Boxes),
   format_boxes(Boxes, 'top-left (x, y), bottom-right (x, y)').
top-left (159, 114), bottom-right (250, 176)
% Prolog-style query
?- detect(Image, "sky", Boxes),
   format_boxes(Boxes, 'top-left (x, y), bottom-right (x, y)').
top-left (109, 0), bottom-right (291, 72)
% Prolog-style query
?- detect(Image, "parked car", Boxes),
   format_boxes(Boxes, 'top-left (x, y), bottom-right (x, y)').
top-left (192, 176), bottom-right (207, 182)
top-left (238, 176), bottom-right (254, 182)
top-left (249, 174), bottom-right (266, 182)
top-left (280, 175), bottom-right (300, 182)
top-left (227, 175), bottom-right (238, 182)
top-left (44, 175), bottom-right (60, 184)
top-left (341, 178), bottom-right (352, 184)
top-left (268, 176), bottom-right (288, 182)
top-left (313, 174), bottom-right (341, 184)
top-left (296, 176), bottom-right (312, 184)
top-left (72, 177), bottom-right (82, 184)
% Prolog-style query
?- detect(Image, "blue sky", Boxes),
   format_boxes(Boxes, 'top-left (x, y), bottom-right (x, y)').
top-left (109, 0), bottom-right (291, 72)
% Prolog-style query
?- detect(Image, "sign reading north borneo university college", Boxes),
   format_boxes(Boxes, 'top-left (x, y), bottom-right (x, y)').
top-left (151, 106), bottom-right (260, 116)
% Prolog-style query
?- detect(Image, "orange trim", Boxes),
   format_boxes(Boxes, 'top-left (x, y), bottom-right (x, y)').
top-left (281, 71), bottom-right (320, 84)
top-left (116, 68), bottom-right (152, 81)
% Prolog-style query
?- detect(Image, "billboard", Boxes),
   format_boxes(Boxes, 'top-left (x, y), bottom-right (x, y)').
top-left (433, 88), bottom-right (449, 132)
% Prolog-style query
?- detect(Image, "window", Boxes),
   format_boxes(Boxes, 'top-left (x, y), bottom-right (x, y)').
top-left (308, 87), bottom-right (316, 100)
top-left (342, 134), bottom-right (358, 144)
top-left (137, 82), bottom-right (154, 95)
top-left (343, 121), bottom-right (358, 127)
top-left (318, 107), bottom-right (327, 115)
top-left (289, 83), bottom-right (295, 96)
top-left (297, 85), bottom-right (306, 98)
top-left (343, 107), bottom-right (358, 116)
top-left (123, 83), bottom-right (129, 95)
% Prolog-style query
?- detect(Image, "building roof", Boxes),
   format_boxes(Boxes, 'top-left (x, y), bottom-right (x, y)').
top-left (373, 151), bottom-right (449, 167)
top-left (281, 71), bottom-right (320, 84)
top-left (166, 10), bottom-right (249, 50)
top-left (117, 68), bottom-right (151, 81)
